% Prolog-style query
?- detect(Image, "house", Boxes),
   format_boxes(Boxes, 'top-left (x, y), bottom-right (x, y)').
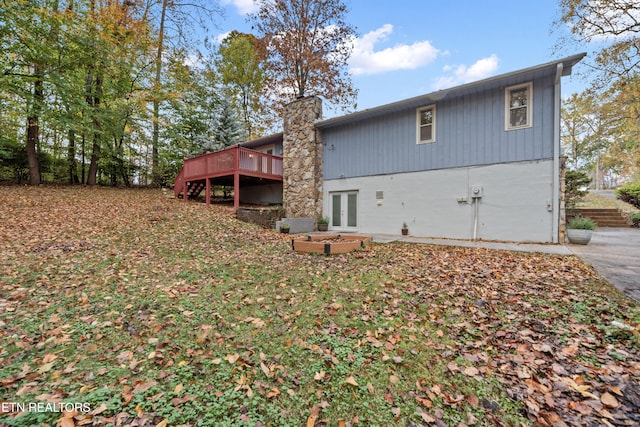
top-left (175, 53), bottom-right (586, 244)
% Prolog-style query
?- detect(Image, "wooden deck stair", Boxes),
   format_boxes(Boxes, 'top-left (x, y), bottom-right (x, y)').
top-left (570, 208), bottom-right (629, 228)
top-left (173, 169), bottom-right (205, 200)
top-left (184, 181), bottom-right (205, 199)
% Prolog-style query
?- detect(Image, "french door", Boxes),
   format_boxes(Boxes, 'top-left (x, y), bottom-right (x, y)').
top-left (330, 191), bottom-right (358, 231)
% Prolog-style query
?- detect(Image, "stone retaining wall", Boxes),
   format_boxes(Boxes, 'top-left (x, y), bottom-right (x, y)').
top-left (236, 207), bottom-right (284, 229)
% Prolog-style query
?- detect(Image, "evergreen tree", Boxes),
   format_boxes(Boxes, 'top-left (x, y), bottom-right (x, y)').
top-left (214, 99), bottom-right (244, 149)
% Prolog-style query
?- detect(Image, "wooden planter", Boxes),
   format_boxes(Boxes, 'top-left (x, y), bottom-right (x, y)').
top-left (292, 234), bottom-right (371, 254)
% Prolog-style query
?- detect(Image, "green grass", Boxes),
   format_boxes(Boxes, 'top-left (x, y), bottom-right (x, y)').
top-left (1, 187), bottom-right (638, 426)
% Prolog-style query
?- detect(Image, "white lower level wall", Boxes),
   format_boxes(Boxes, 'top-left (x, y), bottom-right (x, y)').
top-left (323, 160), bottom-right (556, 243)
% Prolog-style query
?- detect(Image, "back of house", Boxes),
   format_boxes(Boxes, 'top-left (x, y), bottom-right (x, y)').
top-left (315, 53), bottom-right (585, 243)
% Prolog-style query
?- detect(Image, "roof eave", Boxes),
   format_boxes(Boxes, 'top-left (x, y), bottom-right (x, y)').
top-left (316, 53), bottom-right (586, 129)
top-left (239, 132), bottom-right (284, 149)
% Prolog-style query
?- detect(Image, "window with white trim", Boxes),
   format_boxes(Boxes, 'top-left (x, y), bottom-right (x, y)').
top-left (505, 82), bottom-right (532, 130)
top-left (417, 105), bottom-right (435, 144)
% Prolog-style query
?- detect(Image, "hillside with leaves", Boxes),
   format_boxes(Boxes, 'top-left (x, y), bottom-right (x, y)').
top-left (1, 187), bottom-right (639, 426)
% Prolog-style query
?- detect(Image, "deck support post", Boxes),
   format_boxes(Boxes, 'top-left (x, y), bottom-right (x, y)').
top-left (233, 172), bottom-right (240, 211)
top-left (205, 178), bottom-right (211, 205)
top-left (183, 181), bottom-right (187, 202)
top-left (233, 146), bottom-right (240, 212)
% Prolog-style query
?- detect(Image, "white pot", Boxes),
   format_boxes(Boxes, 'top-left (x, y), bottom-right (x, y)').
top-left (567, 229), bottom-right (592, 245)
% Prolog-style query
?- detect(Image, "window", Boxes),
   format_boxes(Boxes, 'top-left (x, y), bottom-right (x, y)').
top-left (416, 105), bottom-right (435, 144)
top-left (259, 144), bottom-right (274, 155)
top-left (505, 82), bottom-right (532, 130)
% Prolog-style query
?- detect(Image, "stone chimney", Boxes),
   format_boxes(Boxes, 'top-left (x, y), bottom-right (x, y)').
top-left (282, 96), bottom-right (323, 219)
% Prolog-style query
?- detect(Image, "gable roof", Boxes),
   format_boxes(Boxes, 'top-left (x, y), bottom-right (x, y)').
top-left (316, 53), bottom-right (586, 130)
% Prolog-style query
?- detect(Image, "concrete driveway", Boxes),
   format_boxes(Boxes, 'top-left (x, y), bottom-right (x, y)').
top-left (567, 227), bottom-right (640, 303)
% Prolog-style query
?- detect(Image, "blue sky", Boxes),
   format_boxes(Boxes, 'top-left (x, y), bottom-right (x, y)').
top-left (214, 0), bottom-right (587, 117)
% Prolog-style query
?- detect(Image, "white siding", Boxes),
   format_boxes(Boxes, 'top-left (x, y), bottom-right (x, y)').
top-left (323, 160), bottom-right (555, 243)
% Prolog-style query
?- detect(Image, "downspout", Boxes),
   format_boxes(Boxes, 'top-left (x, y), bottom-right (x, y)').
top-left (552, 63), bottom-right (563, 244)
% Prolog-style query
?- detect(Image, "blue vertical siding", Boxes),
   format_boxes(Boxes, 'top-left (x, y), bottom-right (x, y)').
top-left (323, 73), bottom-right (556, 180)
top-left (275, 142), bottom-right (283, 156)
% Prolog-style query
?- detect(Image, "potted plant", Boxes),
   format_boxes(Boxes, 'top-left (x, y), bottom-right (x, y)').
top-left (280, 222), bottom-right (290, 234)
top-left (317, 216), bottom-right (329, 231)
top-left (566, 216), bottom-right (597, 245)
top-left (401, 222), bottom-right (409, 236)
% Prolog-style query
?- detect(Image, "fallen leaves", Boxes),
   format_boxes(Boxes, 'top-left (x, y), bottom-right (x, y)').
top-left (601, 392), bottom-right (620, 408)
top-left (224, 353), bottom-right (240, 364)
top-left (1, 187), bottom-right (639, 426)
top-left (463, 366), bottom-right (479, 377)
top-left (344, 376), bottom-right (358, 386)
top-left (306, 404), bottom-right (320, 427)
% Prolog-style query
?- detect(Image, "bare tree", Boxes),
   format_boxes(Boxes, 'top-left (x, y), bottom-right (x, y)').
top-left (557, 0), bottom-right (640, 180)
top-left (145, 0), bottom-right (223, 186)
top-left (558, 0), bottom-right (640, 84)
top-left (249, 0), bottom-right (358, 113)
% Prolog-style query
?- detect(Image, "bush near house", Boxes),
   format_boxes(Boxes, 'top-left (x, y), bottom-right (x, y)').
top-left (565, 170), bottom-right (591, 209)
top-left (616, 181), bottom-right (640, 209)
top-left (568, 216), bottom-right (597, 230)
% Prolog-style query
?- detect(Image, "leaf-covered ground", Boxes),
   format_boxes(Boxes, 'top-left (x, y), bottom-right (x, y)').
top-left (1, 186), bottom-right (638, 427)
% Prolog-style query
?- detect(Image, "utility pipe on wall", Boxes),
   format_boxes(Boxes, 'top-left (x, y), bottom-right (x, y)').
top-left (471, 186), bottom-right (482, 240)
top-left (473, 197), bottom-right (479, 240)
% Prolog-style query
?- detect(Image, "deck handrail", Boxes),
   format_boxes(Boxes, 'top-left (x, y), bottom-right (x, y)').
top-left (174, 168), bottom-right (185, 197)
top-left (180, 146), bottom-right (283, 183)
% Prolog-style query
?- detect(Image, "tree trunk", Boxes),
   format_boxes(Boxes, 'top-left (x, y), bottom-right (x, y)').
top-left (151, 0), bottom-right (168, 187)
top-left (81, 134), bottom-right (86, 184)
top-left (86, 137), bottom-right (100, 186)
top-left (115, 132), bottom-right (131, 187)
top-left (26, 65), bottom-right (43, 185)
top-left (26, 116), bottom-right (41, 185)
top-left (68, 129), bottom-right (79, 184)
top-left (86, 71), bottom-right (102, 186)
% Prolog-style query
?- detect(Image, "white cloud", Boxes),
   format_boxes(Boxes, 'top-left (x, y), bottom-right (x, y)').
top-left (212, 31), bottom-right (232, 44)
top-left (348, 24), bottom-right (441, 76)
top-left (432, 54), bottom-right (499, 90)
top-left (220, 0), bottom-right (259, 15)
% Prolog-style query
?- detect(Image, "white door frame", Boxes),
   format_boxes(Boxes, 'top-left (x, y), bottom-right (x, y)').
top-left (330, 190), bottom-right (358, 231)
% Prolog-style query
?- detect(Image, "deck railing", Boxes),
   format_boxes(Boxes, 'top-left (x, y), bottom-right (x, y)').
top-left (184, 146), bottom-right (283, 181)
top-left (175, 146), bottom-right (283, 197)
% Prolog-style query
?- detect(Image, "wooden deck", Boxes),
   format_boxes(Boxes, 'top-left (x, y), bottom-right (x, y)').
top-left (174, 146), bottom-right (283, 210)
